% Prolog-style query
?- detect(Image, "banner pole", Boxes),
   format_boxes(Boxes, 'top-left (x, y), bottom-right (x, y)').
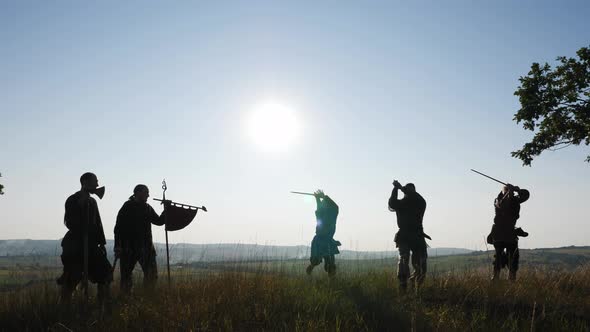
top-left (161, 179), bottom-right (171, 286)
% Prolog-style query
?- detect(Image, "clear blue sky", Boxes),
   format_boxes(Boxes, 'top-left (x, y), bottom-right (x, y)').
top-left (1, 1), bottom-right (589, 251)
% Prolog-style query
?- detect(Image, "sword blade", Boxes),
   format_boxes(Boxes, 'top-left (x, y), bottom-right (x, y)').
top-left (470, 169), bottom-right (506, 185)
top-left (290, 191), bottom-right (315, 196)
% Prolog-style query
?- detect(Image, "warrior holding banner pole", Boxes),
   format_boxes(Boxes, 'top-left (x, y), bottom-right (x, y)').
top-left (472, 169), bottom-right (531, 281)
top-left (114, 184), bottom-right (169, 293)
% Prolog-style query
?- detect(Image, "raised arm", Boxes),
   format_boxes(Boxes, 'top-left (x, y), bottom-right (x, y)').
top-left (505, 184), bottom-right (530, 204)
top-left (322, 195), bottom-right (338, 212)
top-left (515, 188), bottom-right (530, 204)
top-left (312, 189), bottom-right (323, 208)
top-left (388, 180), bottom-right (403, 211)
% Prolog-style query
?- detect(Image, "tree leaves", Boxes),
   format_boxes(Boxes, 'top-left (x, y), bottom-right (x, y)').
top-left (512, 46), bottom-right (590, 165)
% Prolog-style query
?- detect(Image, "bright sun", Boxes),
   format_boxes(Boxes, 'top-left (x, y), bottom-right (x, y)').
top-left (247, 102), bottom-right (300, 152)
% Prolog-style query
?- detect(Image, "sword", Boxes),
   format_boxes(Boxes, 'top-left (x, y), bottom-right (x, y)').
top-left (290, 191), bottom-right (316, 196)
top-left (470, 169), bottom-right (506, 186)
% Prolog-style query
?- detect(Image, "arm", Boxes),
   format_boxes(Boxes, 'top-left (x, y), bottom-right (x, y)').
top-left (114, 203), bottom-right (128, 249)
top-left (419, 197), bottom-right (426, 221)
top-left (506, 184), bottom-right (530, 204)
top-left (388, 187), bottom-right (400, 211)
top-left (418, 196), bottom-right (427, 232)
top-left (148, 204), bottom-right (166, 226)
top-left (388, 180), bottom-right (404, 211)
top-left (495, 185), bottom-right (517, 209)
top-left (313, 190), bottom-right (324, 210)
top-left (515, 188), bottom-right (530, 204)
top-left (322, 195), bottom-right (338, 211)
top-left (95, 204), bottom-right (106, 246)
top-left (64, 195), bottom-right (83, 232)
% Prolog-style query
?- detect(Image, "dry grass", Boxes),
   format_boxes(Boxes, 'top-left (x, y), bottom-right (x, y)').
top-left (0, 263), bottom-right (589, 331)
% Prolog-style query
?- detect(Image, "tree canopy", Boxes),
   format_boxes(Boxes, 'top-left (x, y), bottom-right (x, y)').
top-left (512, 45), bottom-right (590, 166)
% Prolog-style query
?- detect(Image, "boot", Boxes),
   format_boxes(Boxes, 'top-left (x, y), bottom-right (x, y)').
top-left (491, 269), bottom-right (501, 282)
top-left (97, 283), bottom-right (111, 309)
top-left (508, 270), bottom-right (517, 281)
top-left (59, 282), bottom-right (76, 305)
top-left (399, 281), bottom-right (408, 293)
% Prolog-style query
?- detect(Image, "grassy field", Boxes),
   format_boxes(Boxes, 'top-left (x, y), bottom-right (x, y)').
top-left (1, 251), bottom-right (589, 331)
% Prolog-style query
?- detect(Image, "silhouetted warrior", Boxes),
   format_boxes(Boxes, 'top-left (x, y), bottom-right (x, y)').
top-left (389, 181), bottom-right (429, 291)
top-left (306, 190), bottom-right (341, 277)
top-left (114, 185), bottom-right (167, 293)
top-left (57, 172), bottom-right (112, 303)
top-left (487, 184), bottom-right (530, 281)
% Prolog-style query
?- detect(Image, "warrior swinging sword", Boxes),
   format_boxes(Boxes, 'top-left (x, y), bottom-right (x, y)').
top-left (471, 169), bottom-right (531, 281)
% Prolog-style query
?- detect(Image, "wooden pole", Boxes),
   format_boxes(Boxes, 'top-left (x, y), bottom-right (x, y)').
top-left (165, 228), bottom-right (170, 285)
top-left (161, 180), bottom-right (171, 286)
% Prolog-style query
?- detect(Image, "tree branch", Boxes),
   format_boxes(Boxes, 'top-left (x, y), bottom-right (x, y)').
top-left (548, 142), bottom-right (573, 151)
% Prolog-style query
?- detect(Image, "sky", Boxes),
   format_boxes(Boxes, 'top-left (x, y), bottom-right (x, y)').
top-left (1, 1), bottom-right (589, 252)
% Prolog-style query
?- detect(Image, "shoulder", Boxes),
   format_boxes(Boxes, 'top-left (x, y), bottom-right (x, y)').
top-left (416, 192), bottom-right (425, 202)
top-left (410, 193), bottom-right (425, 204)
top-left (65, 192), bottom-right (81, 207)
top-left (66, 192), bottom-right (79, 202)
top-left (120, 200), bottom-right (136, 210)
top-left (418, 194), bottom-right (426, 207)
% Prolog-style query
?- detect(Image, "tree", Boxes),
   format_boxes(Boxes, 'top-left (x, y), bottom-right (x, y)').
top-left (512, 46), bottom-right (590, 166)
top-left (0, 172), bottom-right (3, 195)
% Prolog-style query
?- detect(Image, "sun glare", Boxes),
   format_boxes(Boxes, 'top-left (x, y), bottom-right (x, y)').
top-left (247, 102), bottom-right (300, 152)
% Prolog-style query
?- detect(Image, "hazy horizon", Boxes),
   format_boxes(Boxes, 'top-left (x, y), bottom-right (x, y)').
top-left (0, 238), bottom-right (476, 250)
top-left (1, 1), bottom-right (589, 251)
top-left (1, 238), bottom-right (587, 253)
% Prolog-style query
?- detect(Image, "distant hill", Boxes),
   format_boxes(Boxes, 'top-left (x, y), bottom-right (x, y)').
top-left (427, 246), bottom-right (590, 271)
top-left (3, 240), bottom-right (589, 271)
top-left (0, 239), bottom-right (471, 263)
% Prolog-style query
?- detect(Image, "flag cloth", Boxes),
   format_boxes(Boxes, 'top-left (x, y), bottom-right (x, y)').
top-left (165, 203), bottom-right (198, 231)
